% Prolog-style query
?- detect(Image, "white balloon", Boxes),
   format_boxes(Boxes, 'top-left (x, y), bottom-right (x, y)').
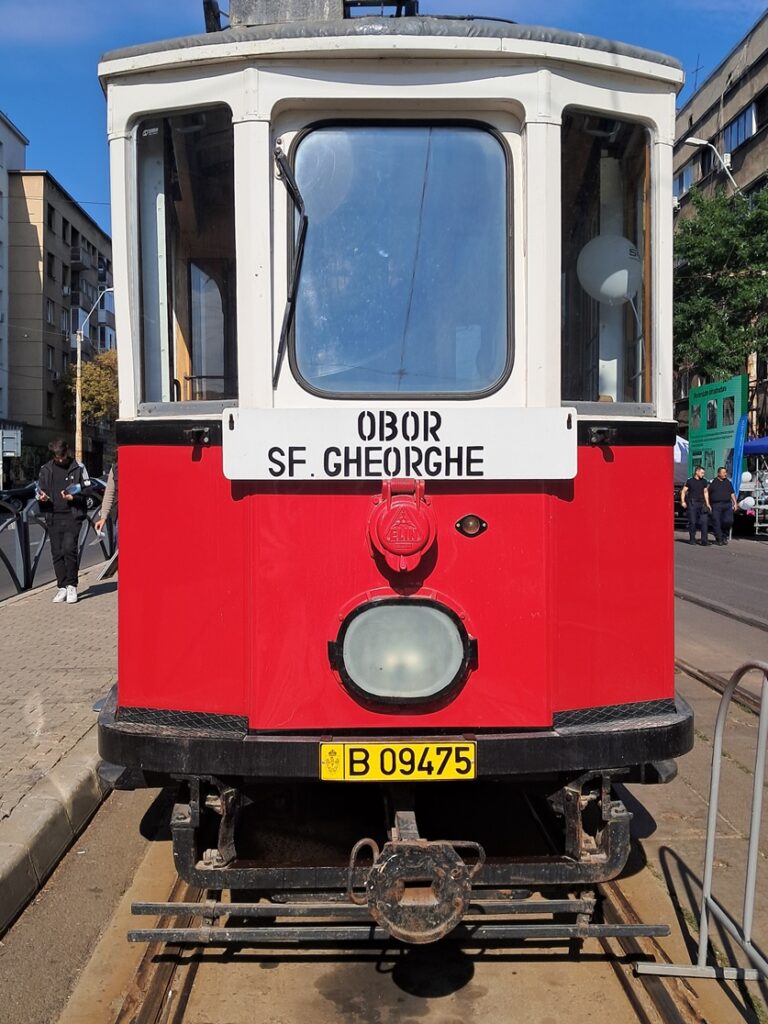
top-left (739, 496), bottom-right (756, 509)
top-left (742, 471), bottom-right (753, 483)
top-left (576, 235), bottom-right (643, 306)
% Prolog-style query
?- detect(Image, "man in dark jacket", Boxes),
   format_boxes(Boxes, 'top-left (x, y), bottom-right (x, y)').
top-left (36, 438), bottom-right (91, 603)
top-left (708, 466), bottom-right (738, 545)
top-left (680, 465), bottom-right (712, 545)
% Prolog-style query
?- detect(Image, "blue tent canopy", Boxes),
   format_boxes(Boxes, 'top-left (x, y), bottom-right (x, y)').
top-left (744, 437), bottom-right (768, 456)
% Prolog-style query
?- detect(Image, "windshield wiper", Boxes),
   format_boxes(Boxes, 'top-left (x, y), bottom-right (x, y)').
top-left (273, 145), bottom-right (308, 389)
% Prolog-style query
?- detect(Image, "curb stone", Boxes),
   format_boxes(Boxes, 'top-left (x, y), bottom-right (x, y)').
top-left (0, 725), bottom-right (110, 935)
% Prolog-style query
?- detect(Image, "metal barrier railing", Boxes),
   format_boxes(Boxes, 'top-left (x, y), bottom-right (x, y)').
top-left (637, 660), bottom-right (768, 982)
top-left (0, 498), bottom-right (117, 598)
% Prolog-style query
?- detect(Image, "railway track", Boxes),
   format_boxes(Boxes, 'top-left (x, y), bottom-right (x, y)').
top-left (108, 873), bottom-right (704, 1024)
top-left (675, 586), bottom-right (768, 715)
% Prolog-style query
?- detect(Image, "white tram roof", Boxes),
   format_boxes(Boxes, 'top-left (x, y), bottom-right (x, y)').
top-left (99, 17), bottom-right (682, 85)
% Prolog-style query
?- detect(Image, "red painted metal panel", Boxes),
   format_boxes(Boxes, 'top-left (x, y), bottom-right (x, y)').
top-left (116, 443), bottom-right (673, 731)
top-left (117, 445), bottom-right (250, 716)
top-left (551, 445), bottom-right (675, 710)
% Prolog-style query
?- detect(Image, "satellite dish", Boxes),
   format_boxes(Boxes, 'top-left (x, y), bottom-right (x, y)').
top-left (742, 471), bottom-right (753, 483)
top-left (577, 235), bottom-right (642, 306)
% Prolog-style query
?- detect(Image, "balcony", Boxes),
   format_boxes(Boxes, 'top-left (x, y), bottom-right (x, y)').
top-left (97, 306), bottom-right (116, 328)
top-left (70, 245), bottom-right (92, 270)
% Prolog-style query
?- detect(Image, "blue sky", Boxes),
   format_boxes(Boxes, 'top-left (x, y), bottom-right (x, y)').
top-left (0, 0), bottom-right (765, 234)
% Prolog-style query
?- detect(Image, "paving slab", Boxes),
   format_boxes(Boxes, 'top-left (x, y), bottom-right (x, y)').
top-left (0, 567), bottom-right (116, 934)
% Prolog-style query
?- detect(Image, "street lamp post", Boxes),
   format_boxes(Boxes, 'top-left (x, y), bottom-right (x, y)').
top-left (75, 287), bottom-right (113, 464)
top-left (683, 136), bottom-right (743, 195)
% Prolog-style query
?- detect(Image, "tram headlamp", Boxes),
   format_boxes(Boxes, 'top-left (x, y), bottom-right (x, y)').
top-left (329, 599), bottom-right (476, 706)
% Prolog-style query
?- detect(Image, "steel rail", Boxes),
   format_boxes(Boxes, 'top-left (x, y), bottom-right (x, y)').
top-left (676, 657), bottom-right (762, 715)
top-left (599, 880), bottom-right (701, 1024)
top-left (112, 877), bottom-right (205, 1024)
top-left (675, 588), bottom-right (768, 635)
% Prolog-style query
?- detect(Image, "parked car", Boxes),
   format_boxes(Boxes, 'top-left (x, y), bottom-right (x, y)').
top-left (86, 477), bottom-right (107, 511)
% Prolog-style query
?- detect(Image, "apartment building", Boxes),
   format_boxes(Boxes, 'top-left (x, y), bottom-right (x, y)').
top-left (7, 170), bottom-right (114, 477)
top-left (0, 112), bottom-right (27, 425)
top-left (673, 11), bottom-right (768, 431)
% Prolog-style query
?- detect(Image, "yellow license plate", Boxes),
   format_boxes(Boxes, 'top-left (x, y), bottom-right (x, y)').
top-left (319, 742), bottom-right (476, 782)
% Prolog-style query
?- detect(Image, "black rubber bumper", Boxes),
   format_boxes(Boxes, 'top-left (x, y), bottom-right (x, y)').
top-left (97, 687), bottom-right (693, 782)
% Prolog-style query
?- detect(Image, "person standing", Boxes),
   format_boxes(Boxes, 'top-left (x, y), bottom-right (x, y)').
top-left (680, 465), bottom-right (712, 545)
top-left (708, 466), bottom-right (738, 545)
top-left (36, 438), bottom-right (92, 603)
top-left (94, 462), bottom-right (117, 536)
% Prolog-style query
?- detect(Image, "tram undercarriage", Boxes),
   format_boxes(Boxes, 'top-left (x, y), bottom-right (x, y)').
top-left (101, 690), bottom-right (691, 944)
top-left (122, 772), bottom-right (670, 946)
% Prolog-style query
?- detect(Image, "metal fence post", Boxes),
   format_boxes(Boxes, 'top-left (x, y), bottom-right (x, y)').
top-left (637, 660), bottom-right (768, 981)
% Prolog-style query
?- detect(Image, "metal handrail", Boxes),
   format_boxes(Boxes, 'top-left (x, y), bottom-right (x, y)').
top-left (637, 660), bottom-right (768, 981)
top-left (0, 498), bottom-right (117, 599)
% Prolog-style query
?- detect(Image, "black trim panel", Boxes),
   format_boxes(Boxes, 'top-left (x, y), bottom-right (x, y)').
top-left (576, 419), bottom-right (677, 447)
top-left (116, 416), bottom-right (675, 450)
top-left (116, 705), bottom-right (248, 733)
top-left (98, 687), bottom-right (693, 780)
top-left (553, 698), bottom-right (677, 728)
top-left (117, 419), bottom-right (224, 446)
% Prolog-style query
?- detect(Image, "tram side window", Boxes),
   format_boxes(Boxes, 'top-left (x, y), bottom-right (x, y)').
top-left (561, 111), bottom-right (651, 406)
top-left (137, 106), bottom-right (236, 404)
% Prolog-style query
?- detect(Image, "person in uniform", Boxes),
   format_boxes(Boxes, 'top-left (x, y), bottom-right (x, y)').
top-left (708, 466), bottom-right (737, 545)
top-left (680, 465), bottom-right (712, 545)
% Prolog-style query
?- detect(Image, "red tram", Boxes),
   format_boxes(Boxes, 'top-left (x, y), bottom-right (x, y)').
top-left (98, 1), bottom-right (693, 944)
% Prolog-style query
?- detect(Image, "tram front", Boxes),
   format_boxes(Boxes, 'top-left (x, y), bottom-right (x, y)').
top-left (98, 2), bottom-right (693, 943)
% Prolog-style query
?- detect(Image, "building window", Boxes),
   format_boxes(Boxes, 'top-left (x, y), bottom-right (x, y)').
top-left (138, 105), bottom-right (237, 403)
top-left (61, 218), bottom-right (70, 245)
top-left (674, 160), bottom-right (695, 198)
top-left (60, 309), bottom-right (68, 334)
top-left (47, 345), bottom-right (55, 371)
top-left (62, 352), bottom-right (69, 373)
top-left (46, 392), bottom-right (54, 418)
top-left (46, 298), bottom-right (55, 324)
top-left (0, 189), bottom-right (4, 220)
top-left (46, 252), bottom-right (56, 280)
top-left (723, 105), bottom-right (755, 154)
top-left (62, 264), bottom-right (70, 288)
top-left (47, 203), bottom-right (56, 232)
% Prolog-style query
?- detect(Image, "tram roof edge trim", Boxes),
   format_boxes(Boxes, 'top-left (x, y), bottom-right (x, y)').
top-left (99, 18), bottom-right (682, 80)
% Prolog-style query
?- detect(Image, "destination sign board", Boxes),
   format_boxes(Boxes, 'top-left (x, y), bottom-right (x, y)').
top-left (222, 407), bottom-right (577, 481)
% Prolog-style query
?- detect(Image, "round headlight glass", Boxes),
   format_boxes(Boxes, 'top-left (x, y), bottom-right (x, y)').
top-left (339, 601), bottom-right (470, 704)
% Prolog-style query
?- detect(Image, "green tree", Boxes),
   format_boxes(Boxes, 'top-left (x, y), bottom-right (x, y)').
top-left (62, 348), bottom-right (119, 425)
top-left (675, 187), bottom-right (768, 380)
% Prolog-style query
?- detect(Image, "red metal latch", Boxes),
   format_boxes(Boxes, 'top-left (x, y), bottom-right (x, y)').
top-left (367, 478), bottom-right (437, 573)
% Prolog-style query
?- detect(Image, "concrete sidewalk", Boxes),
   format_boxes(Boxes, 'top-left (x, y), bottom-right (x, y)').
top-left (0, 567), bottom-right (116, 933)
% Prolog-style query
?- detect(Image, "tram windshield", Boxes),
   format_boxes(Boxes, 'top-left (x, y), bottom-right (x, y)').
top-left (291, 125), bottom-right (509, 396)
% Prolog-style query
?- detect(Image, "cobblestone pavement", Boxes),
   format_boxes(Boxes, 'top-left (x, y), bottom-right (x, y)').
top-left (0, 568), bottom-right (116, 821)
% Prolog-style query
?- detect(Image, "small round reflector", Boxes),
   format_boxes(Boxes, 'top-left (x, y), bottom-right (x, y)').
top-left (455, 514), bottom-right (487, 537)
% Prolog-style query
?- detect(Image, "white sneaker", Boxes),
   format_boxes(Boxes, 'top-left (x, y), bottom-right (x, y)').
top-left (52, 587), bottom-right (67, 603)
top-left (66, 586), bottom-right (78, 604)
